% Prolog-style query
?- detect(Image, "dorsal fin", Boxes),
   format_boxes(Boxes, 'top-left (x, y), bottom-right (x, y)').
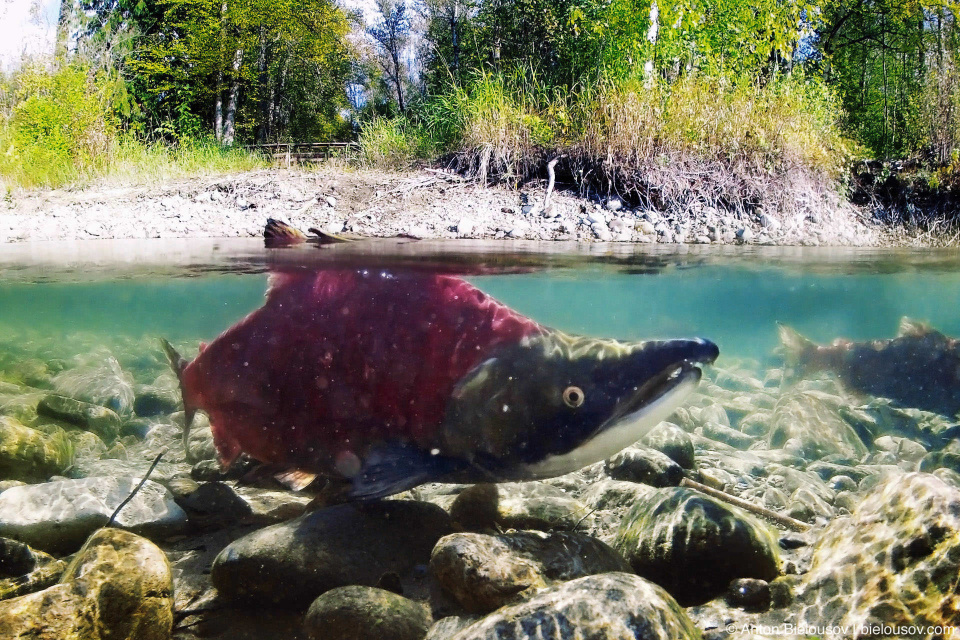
top-left (778, 324), bottom-right (816, 367)
top-left (898, 317), bottom-right (933, 337)
top-left (264, 218), bottom-right (308, 247)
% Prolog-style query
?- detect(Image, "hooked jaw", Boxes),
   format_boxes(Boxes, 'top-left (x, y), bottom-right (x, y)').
top-left (525, 338), bottom-right (718, 478)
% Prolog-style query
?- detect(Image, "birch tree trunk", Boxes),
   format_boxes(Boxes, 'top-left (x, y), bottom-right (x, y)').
top-left (55, 0), bottom-right (73, 60)
top-left (644, 1), bottom-right (659, 83)
top-left (223, 48), bottom-right (243, 146)
top-left (214, 69), bottom-right (224, 142)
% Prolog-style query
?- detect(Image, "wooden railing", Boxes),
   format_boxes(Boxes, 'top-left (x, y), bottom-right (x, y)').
top-left (245, 142), bottom-right (361, 166)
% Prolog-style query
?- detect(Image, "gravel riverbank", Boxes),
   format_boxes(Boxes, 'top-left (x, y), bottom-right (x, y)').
top-left (1, 166), bottom-right (891, 246)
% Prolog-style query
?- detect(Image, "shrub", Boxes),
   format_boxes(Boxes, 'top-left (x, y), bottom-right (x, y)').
top-left (358, 116), bottom-right (432, 169)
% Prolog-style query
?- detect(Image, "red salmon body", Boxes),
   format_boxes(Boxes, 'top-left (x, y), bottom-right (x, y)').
top-left (180, 269), bottom-right (542, 472)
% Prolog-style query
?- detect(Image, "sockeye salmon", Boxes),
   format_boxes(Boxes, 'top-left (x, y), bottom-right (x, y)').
top-left (161, 223), bottom-right (718, 500)
top-left (780, 317), bottom-right (960, 418)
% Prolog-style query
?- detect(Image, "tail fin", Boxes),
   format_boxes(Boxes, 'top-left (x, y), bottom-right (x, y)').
top-left (777, 324), bottom-right (822, 375)
top-left (161, 338), bottom-right (197, 462)
top-left (264, 218), bottom-right (308, 247)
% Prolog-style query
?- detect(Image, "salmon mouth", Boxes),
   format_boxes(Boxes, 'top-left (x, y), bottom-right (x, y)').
top-left (611, 360), bottom-right (704, 423)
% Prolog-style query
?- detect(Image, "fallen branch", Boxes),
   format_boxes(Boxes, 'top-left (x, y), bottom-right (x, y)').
top-left (680, 477), bottom-right (811, 532)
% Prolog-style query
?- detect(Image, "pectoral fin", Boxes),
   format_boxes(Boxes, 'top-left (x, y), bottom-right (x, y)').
top-left (346, 442), bottom-right (467, 501)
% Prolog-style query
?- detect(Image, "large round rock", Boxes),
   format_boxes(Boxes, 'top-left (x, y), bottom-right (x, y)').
top-left (793, 472), bottom-right (960, 631)
top-left (0, 476), bottom-right (187, 554)
top-left (304, 585), bottom-right (431, 640)
top-left (613, 487), bottom-right (779, 605)
top-left (0, 528), bottom-right (173, 640)
top-left (430, 530), bottom-right (629, 612)
top-left (446, 573), bottom-right (699, 640)
top-left (212, 500), bottom-right (452, 606)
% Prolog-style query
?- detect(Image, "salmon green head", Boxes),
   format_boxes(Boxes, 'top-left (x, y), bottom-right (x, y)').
top-left (439, 330), bottom-right (719, 480)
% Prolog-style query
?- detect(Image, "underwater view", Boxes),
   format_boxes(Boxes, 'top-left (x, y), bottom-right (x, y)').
top-left (1, 237), bottom-right (960, 640)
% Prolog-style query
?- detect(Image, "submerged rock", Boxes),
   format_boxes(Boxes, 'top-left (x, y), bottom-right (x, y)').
top-left (446, 573), bottom-right (699, 640)
top-left (768, 392), bottom-right (868, 461)
top-left (794, 472), bottom-right (960, 632)
top-left (0, 476), bottom-right (187, 553)
top-left (0, 417), bottom-right (73, 482)
top-left (606, 446), bottom-right (683, 487)
top-left (448, 482), bottom-right (589, 532)
top-left (133, 388), bottom-right (179, 418)
top-left (641, 421), bottom-right (696, 469)
top-left (0, 528), bottom-right (173, 640)
top-left (304, 586), bottom-right (431, 640)
top-left (0, 537), bottom-right (66, 601)
top-left (579, 478), bottom-right (657, 511)
top-left (726, 578), bottom-right (771, 611)
top-left (701, 421), bottom-right (755, 449)
top-left (211, 500), bottom-right (452, 606)
top-left (613, 487), bottom-right (780, 605)
top-left (430, 530), bottom-right (629, 613)
top-left (51, 353), bottom-right (135, 416)
top-left (171, 480), bottom-right (253, 529)
top-left (36, 394), bottom-right (121, 442)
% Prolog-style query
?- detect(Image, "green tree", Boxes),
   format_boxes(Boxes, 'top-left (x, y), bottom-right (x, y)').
top-left (118, 0), bottom-right (354, 142)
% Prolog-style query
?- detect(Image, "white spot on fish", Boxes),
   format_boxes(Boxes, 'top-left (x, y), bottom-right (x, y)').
top-left (430, 448), bottom-right (440, 456)
top-left (335, 451), bottom-right (362, 478)
top-left (502, 404), bottom-right (510, 413)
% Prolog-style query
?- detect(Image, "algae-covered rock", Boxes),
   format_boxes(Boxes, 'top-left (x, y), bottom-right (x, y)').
top-left (613, 487), bottom-right (780, 605)
top-left (794, 472), bottom-right (960, 632)
top-left (0, 528), bottom-right (173, 640)
top-left (211, 500), bottom-right (452, 606)
top-left (430, 531), bottom-right (629, 613)
top-left (304, 586), bottom-right (431, 640)
top-left (447, 573), bottom-right (700, 640)
top-left (0, 476), bottom-right (187, 553)
top-left (0, 537), bottom-right (67, 602)
top-left (36, 395), bottom-right (121, 442)
top-left (0, 416), bottom-right (73, 482)
top-left (768, 392), bottom-right (868, 461)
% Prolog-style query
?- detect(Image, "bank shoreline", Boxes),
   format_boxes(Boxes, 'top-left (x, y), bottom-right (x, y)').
top-left (0, 166), bottom-right (920, 247)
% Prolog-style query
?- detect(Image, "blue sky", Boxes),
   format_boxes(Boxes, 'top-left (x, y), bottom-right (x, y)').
top-left (1, 0), bottom-right (59, 70)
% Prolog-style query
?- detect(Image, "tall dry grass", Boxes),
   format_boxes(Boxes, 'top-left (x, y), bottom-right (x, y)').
top-left (572, 75), bottom-right (856, 214)
top-left (399, 70), bottom-right (856, 216)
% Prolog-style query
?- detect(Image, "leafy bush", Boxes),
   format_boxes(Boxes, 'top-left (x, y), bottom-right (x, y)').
top-left (0, 62), bottom-right (117, 188)
top-left (0, 60), bottom-right (263, 191)
top-left (358, 116), bottom-right (432, 169)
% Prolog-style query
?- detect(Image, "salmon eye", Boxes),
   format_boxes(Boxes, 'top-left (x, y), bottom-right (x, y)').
top-left (563, 386), bottom-right (585, 408)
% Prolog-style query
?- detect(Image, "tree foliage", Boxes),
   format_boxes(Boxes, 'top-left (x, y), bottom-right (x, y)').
top-left (92, 0), bottom-right (355, 142)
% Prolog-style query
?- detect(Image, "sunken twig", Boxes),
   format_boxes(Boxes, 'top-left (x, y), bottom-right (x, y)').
top-left (680, 477), bottom-right (811, 532)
